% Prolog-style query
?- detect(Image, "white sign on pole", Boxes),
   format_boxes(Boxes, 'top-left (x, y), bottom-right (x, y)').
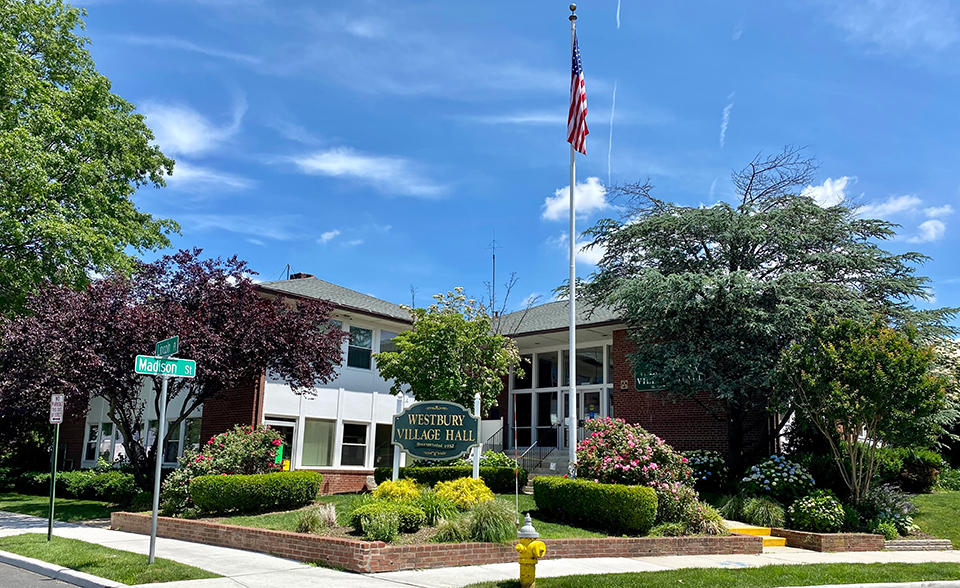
top-left (49, 394), bottom-right (65, 424)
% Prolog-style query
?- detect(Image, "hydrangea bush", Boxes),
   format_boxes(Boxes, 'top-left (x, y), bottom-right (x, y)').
top-left (787, 491), bottom-right (844, 533)
top-left (741, 455), bottom-right (814, 504)
top-left (576, 418), bottom-right (696, 523)
top-left (682, 449), bottom-right (728, 492)
top-left (161, 425), bottom-right (284, 516)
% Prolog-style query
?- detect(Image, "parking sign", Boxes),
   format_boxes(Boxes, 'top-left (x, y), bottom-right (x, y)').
top-left (49, 394), bottom-right (64, 424)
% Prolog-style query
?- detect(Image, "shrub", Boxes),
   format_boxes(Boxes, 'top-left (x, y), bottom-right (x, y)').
top-left (693, 503), bottom-right (729, 536)
top-left (190, 471), bottom-right (323, 515)
top-left (741, 456), bottom-right (814, 504)
top-left (436, 477), bottom-right (494, 511)
top-left (937, 465), bottom-right (960, 491)
top-left (469, 499), bottom-right (515, 542)
top-left (576, 418), bottom-right (695, 491)
top-left (161, 425), bottom-right (284, 516)
top-left (787, 492), bottom-right (845, 533)
top-left (478, 451), bottom-right (517, 468)
top-left (899, 448), bottom-right (943, 493)
top-left (718, 495), bottom-right (747, 521)
top-left (842, 503), bottom-right (861, 531)
top-left (4, 469), bottom-right (137, 505)
top-left (649, 522), bottom-right (687, 536)
top-left (682, 450), bottom-right (729, 493)
top-left (296, 504), bottom-right (336, 534)
top-left (372, 479), bottom-right (420, 503)
top-left (373, 466), bottom-right (528, 494)
top-left (533, 477), bottom-right (657, 535)
top-left (416, 489), bottom-right (459, 526)
top-left (741, 497), bottom-right (785, 528)
top-left (362, 511), bottom-right (399, 542)
top-left (656, 482), bottom-right (699, 525)
top-left (872, 520), bottom-right (899, 541)
top-left (434, 515), bottom-right (472, 542)
top-left (350, 501), bottom-right (426, 534)
top-left (859, 483), bottom-right (917, 525)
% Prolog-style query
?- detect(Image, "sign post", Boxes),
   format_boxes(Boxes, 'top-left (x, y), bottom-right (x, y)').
top-left (47, 394), bottom-right (64, 541)
top-left (472, 393), bottom-right (482, 480)
top-left (135, 337), bottom-right (195, 565)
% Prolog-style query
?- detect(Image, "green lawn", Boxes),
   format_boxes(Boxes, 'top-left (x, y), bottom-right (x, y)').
top-left (220, 493), bottom-right (604, 539)
top-left (0, 534), bottom-right (220, 585)
top-left (0, 493), bottom-right (120, 521)
top-left (913, 491), bottom-right (960, 548)
top-left (464, 563), bottom-right (960, 588)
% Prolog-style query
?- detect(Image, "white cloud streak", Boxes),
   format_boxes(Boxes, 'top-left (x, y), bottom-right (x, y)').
top-left (141, 97), bottom-right (247, 156)
top-left (908, 219), bottom-right (946, 243)
top-left (543, 177), bottom-right (609, 221)
top-left (548, 232), bottom-right (606, 266)
top-left (925, 204), bottom-right (954, 217)
top-left (178, 214), bottom-right (301, 241)
top-left (165, 162), bottom-right (256, 192)
top-left (720, 102), bottom-right (733, 148)
top-left (291, 147), bottom-right (445, 198)
top-left (827, 0), bottom-right (959, 54)
top-left (319, 230), bottom-right (340, 244)
top-left (616, 0), bottom-right (621, 28)
top-left (802, 176), bottom-right (853, 207)
top-left (857, 194), bottom-right (923, 218)
top-left (112, 34), bottom-right (261, 64)
top-left (608, 79), bottom-right (617, 185)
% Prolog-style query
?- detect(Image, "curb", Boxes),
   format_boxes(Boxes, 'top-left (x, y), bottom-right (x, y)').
top-left (779, 583), bottom-right (960, 588)
top-left (0, 548), bottom-right (124, 588)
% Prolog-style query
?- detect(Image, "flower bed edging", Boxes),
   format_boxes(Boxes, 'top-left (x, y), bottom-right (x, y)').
top-left (771, 528), bottom-right (885, 552)
top-left (110, 512), bottom-right (762, 573)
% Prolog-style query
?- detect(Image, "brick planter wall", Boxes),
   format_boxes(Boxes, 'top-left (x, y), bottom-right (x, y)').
top-left (111, 512), bottom-right (762, 573)
top-left (316, 470), bottom-right (373, 495)
top-left (771, 528), bottom-right (885, 552)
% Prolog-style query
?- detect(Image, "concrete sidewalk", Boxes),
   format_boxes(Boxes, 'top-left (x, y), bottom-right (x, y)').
top-left (3, 511), bottom-right (960, 588)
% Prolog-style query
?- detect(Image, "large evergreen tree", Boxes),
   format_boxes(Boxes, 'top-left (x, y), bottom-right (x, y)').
top-left (0, 0), bottom-right (177, 314)
top-left (582, 147), bottom-right (957, 477)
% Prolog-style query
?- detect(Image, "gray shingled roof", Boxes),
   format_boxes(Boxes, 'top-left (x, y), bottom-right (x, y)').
top-left (258, 277), bottom-right (411, 323)
top-left (496, 300), bottom-right (621, 336)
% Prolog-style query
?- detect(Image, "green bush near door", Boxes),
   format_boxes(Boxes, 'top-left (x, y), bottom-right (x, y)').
top-left (190, 471), bottom-right (323, 515)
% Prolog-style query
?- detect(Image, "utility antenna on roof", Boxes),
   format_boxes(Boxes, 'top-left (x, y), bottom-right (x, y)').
top-left (487, 232), bottom-right (500, 315)
top-left (285, 264), bottom-right (291, 280)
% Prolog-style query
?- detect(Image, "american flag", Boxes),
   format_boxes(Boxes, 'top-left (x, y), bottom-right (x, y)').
top-left (567, 32), bottom-right (588, 155)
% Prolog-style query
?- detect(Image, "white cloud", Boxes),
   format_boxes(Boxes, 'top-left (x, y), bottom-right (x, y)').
top-left (178, 214), bottom-right (301, 241)
top-left (543, 177), bottom-right (609, 221)
top-left (344, 239), bottom-right (364, 247)
top-left (827, 0), bottom-right (959, 54)
top-left (802, 176), bottom-right (853, 207)
top-left (907, 219), bottom-right (946, 243)
top-left (246, 238), bottom-right (265, 246)
top-left (466, 112), bottom-right (567, 125)
top-left (318, 230), bottom-right (340, 244)
top-left (547, 232), bottom-right (607, 266)
top-left (709, 178), bottom-right (718, 200)
top-left (165, 162), bottom-right (255, 192)
top-left (924, 204), bottom-right (954, 218)
top-left (141, 97), bottom-right (247, 156)
top-left (112, 35), bottom-right (261, 64)
top-left (857, 194), bottom-right (923, 218)
top-left (290, 148), bottom-right (445, 198)
top-left (520, 292), bottom-right (541, 308)
top-left (719, 102), bottom-right (734, 148)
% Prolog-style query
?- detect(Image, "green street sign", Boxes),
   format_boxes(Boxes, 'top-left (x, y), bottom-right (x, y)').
top-left (392, 401), bottom-right (479, 461)
top-left (135, 355), bottom-right (196, 378)
top-left (155, 336), bottom-right (179, 357)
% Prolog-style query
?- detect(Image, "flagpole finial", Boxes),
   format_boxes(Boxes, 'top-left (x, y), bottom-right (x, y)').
top-left (569, 3), bottom-right (577, 20)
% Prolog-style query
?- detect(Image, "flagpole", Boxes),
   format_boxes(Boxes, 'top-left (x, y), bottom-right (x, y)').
top-left (567, 3), bottom-right (578, 477)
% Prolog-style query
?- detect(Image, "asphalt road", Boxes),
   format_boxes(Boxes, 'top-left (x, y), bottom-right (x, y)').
top-left (0, 562), bottom-right (65, 588)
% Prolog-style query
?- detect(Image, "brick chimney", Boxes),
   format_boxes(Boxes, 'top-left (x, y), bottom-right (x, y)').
top-left (289, 272), bottom-right (314, 280)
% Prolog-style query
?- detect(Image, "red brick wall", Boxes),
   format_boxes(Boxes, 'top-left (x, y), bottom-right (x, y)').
top-left (612, 329), bottom-right (729, 453)
top-left (199, 373), bottom-right (265, 443)
top-left (771, 528), bottom-right (884, 552)
top-left (59, 413), bottom-right (87, 470)
top-left (111, 512), bottom-right (761, 573)
top-left (316, 470), bottom-right (372, 494)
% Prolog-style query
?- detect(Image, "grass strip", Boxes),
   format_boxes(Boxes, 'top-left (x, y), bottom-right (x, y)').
top-left (464, 562), bottom-right (960, 588)
top-left (0, 492), bottom-right (119, 521)
top-left (0, 533), bottom-right (220, 585)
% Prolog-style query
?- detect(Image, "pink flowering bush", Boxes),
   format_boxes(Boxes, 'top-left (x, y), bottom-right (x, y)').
top-left (576, 418), bottom-right (698, 524)
top-left (161, 424), bottom-right (284, 516)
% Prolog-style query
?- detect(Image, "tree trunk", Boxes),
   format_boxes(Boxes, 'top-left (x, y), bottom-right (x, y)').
top-left (726, 401), bottom-right (746, 485)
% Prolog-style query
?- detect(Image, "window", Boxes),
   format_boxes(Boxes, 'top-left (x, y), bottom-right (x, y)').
top-left (99, 423), bottom-right (114, 460)
top-left (163, 421), bottom-right (180, 463)
top-left (514, 393), bottom-right (532, 447)
top-left (85, 424), bottom-right (100, 461)
top-left (184, 418), bottom-right (202, 452)
top-left (373, 424), bottom-right (393, 467)
top-left (347, 326), bottom-right (373, 369)
top-left (379, 330), bottom-right (399, 354)
top-left (563, 347), bottom-right (604, 386)
top-left (514, 355), bottom-right (533, 389)
top-left (537, 352), bottom-right (558, 388)
top-left (341, 423), bottom-right (367, 466)
top-left (302, 419), bottom-right (335, 467)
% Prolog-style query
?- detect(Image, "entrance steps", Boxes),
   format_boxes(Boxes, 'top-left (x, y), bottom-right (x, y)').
top-left (725, 520), bottom-right (787, 547)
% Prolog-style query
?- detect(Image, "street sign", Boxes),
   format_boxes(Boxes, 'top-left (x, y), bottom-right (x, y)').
top-left (134, 355), bottom-right (196, 378)
top-left (49, 394), bottom-right (64, 425)
top-left (155, 336), bottom-right (179, 357)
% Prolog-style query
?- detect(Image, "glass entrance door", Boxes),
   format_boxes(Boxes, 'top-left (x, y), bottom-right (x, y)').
top-left (561, 389), bottom-right (604, 448)
top-left (536, 391), bottom-right (559, 448)
top-left (265, 420), bottom-right (296, 471)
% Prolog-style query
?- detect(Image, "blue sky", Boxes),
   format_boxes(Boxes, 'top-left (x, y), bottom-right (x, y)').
top-left (82, 0), bottom-right (959, 321)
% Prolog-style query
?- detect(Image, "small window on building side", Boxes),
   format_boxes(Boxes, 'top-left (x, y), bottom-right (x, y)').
top-left (341, 423), bottom-right (367, 466)
top-left (348, 326), bottom-right (373, 369)
top-left (379, 330), bottom-right (399, 354)
top-left (184, 418), bottom-right (202, 451)
top-left (85, 424), bottom-right (100, 461)
top-left (302, 419), bottom-right (335, 467)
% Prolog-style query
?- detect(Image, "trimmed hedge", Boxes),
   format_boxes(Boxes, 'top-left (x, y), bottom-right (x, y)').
top-left (190, 471), bottom-right (323, 515)
top-left (373, 466), bottom-right (528, 494)
top-left (533, 477), bottom-right (657, 535)
top-left (350, 501), bottom-right (426, 534)
top-left (5, 469), bottom-right (137, 505)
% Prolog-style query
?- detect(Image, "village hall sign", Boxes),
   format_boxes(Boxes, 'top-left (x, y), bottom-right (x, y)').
top-left (392, 401), bottom-right (480, 460)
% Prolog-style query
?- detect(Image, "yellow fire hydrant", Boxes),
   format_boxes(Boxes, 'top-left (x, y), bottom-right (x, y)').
top-left (515, 513), bottom-right (546, 588)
